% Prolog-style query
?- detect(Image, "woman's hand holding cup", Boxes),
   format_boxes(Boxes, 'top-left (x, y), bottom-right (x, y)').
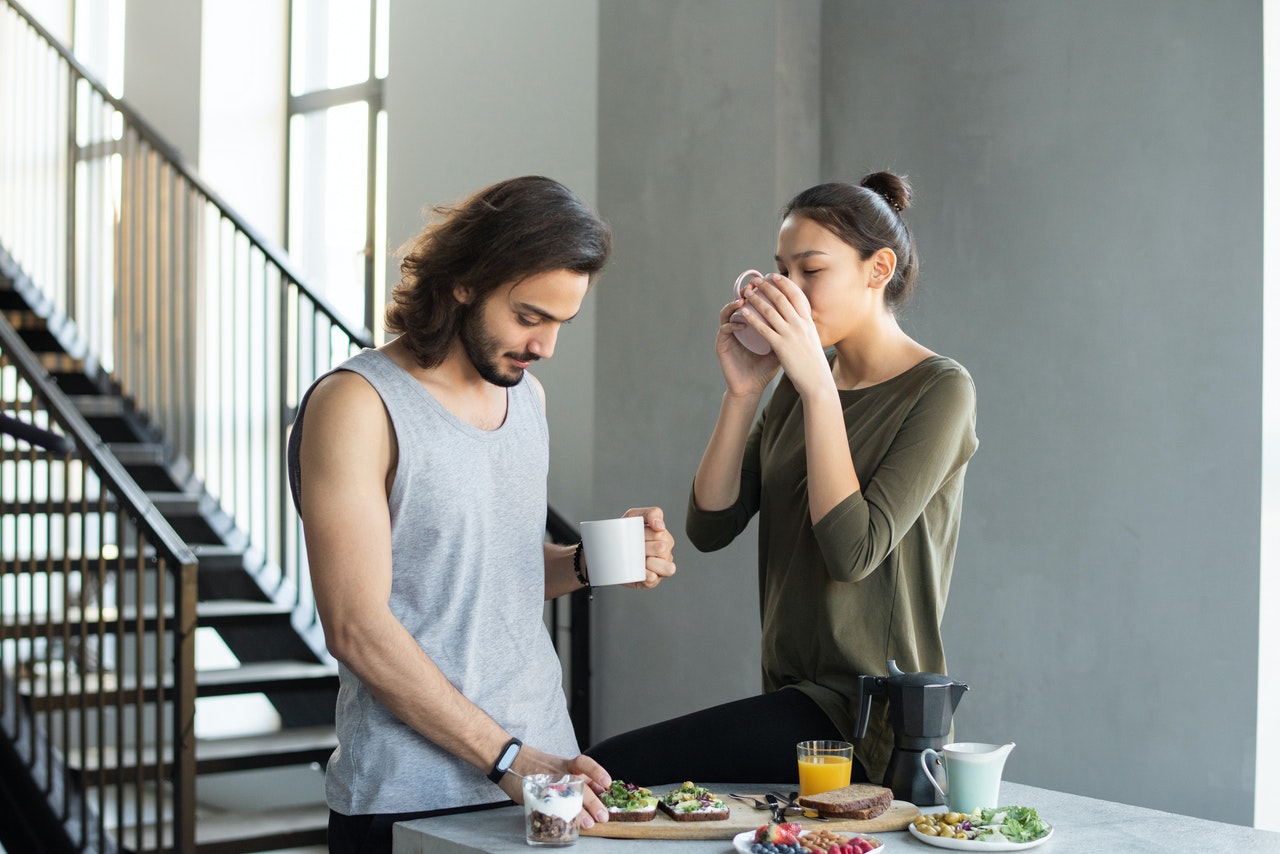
top-left (720, 269), bottom-right (781, 395)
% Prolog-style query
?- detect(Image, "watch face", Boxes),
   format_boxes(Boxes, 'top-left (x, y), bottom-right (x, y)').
top-left (499, 742), bottom-right (520, 770)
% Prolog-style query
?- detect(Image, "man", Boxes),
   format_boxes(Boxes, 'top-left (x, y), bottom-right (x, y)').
top-left (287, 176), bottom-right (677, 853)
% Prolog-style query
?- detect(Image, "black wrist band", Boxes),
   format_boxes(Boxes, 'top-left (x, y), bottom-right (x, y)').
top-left (573, 542), bottom-right (592, 600)
top-left (487, 736), bottom-right (522, 784)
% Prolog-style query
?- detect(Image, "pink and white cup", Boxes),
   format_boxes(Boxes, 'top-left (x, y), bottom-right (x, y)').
top-left (730, 269), bottom-right (773, 355)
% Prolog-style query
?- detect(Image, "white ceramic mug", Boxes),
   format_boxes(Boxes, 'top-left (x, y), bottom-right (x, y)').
top-left (730, 269), bottom-right (773, 355)
top-left (579, 516), bottom-right (646, 586)
top-left (920, 742), bottom-right (1015, 814)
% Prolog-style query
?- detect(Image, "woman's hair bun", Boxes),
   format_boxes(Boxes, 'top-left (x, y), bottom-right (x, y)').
top-left (860, 171), bottom-right (912, 214)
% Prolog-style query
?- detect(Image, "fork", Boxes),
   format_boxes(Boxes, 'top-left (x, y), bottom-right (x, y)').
top-left (727, 793), bottom-right (772, 810)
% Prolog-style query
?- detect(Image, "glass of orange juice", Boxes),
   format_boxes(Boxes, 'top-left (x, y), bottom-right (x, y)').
top-left (797, 740), bottom-right (854, 797)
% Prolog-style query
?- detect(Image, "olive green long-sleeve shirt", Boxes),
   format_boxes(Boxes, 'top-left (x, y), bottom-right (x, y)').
top-left (687, 355), bottom-right (978, 784)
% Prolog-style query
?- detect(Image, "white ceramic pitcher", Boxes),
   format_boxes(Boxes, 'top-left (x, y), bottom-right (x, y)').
top-left (920, 741), bottom-right (1015, 814)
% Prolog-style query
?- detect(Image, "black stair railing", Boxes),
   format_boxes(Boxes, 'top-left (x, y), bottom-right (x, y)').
top-left (2, 309), bottom-right (200, 852)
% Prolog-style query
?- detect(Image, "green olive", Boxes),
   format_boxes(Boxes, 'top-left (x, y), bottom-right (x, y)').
top-left (944, 812), bottom-right (963, 824)
top-left (920, 824), bottom-right (939, 836)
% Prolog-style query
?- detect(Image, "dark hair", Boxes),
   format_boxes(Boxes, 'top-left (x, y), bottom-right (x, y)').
top-left (385, 175), bottom-right (612, 367)
top-left (780, 172), bottom-right (918, 309)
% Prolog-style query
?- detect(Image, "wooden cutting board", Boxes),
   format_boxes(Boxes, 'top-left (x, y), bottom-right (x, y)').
top-left (579, 790), bottom-right (920, 840)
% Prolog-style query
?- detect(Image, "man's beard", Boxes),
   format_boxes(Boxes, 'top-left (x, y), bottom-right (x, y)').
top-left (459, 305), bottom-right (537, 388)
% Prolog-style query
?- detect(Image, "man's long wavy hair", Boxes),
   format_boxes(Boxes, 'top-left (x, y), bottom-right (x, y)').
top-left (385, 176), bottom-right (612, 368)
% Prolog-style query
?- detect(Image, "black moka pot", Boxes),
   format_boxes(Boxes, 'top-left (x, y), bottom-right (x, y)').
top-left (853, 660), bottom-right (968, 806)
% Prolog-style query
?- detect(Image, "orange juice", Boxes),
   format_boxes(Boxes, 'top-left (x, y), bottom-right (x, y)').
top-left (797, 755), bottom-right (853, 796)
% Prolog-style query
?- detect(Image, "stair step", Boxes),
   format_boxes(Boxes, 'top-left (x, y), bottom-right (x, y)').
top-left (2, 308), bottom-right (46, 330)
top-left (38, 351), bottom-right (84, 374)
top-left (66, 725), bottom-right (337, 777)
top-left (197, 599), bottom-right (294, 628)
top-left (67, 393), bottom-right (151, 443)
top-left (21, 660), bottom-right (339, 710)
top-left (190, 544), bottom-right (250, 571)
top-left (0, 286), bottom-right (31, 310)
top-left (197, 661), bottom-right (338, 695)
top-left (122, 803), bottom-right (329, 854)
top-left (146, 491), bottom-right (205, 516)
top-left (67, 393), bottom-right (125, 416)
top-left (15, 324), bottom-right (62, 353)
top-left (49, 369), bottom-right (105, 396)
top-left (107, 442), bottom-right (168, 466)
top-left (1, 599), bottom-right (291, 639)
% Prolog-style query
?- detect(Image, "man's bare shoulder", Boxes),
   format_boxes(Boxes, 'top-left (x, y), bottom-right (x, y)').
top-left (301, 370), bottom-right (392, 447)
top-left (309, 369), bottom-right (380, 406)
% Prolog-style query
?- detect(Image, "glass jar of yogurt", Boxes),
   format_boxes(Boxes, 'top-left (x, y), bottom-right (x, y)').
top-left (522, 774), bottom-right (584, 847)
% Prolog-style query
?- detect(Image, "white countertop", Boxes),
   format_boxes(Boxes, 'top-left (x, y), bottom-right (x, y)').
top-left (393, 780), bottom-right (1280, 853)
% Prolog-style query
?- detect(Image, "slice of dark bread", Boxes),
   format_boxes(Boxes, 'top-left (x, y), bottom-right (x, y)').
top-left (656, 800), bottom-right (730, 821)
top-left (796, 783), bottom-right (893, 819)
top-left (607, 804), bottom-right (657, 822)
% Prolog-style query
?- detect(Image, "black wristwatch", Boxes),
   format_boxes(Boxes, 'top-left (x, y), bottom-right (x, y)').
top-left (487, 736), bottom-right (522, 784)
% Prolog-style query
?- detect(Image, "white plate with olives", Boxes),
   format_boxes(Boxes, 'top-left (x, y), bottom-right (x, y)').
top-left (908, 821), bottom-right (1054, 851)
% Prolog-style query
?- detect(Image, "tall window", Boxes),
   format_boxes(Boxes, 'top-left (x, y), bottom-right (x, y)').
top-left (287, 0), bottom-right (389, 340)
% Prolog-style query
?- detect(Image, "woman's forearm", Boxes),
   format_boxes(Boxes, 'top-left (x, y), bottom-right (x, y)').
top-left (800, 385), bottom-right (861, 523)
top-left (692, 391), bottom-right (762, 511)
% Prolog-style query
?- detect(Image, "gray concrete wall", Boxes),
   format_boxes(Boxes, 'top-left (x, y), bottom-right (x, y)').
top-left (592, 0), bottom-right (821, 731)
top-left (819, 0), bottom-right (1261, 823)
top-left (384, 0), bottom-right (600, 524)
top-left (593, 0), bottom-right (1264, 827)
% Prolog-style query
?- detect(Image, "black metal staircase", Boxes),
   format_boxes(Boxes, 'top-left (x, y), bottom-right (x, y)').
top-left (2, 251), bottom-right (336, 853)
top-left (0, 2), bottom-right (592, 851)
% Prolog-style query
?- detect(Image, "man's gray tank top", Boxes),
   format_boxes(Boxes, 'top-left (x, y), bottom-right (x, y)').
top-left (287, 348), bottom-right (579, 815)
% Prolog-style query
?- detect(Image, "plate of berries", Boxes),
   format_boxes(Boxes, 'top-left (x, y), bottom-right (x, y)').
top-left (734, 822), bottom-right (885, 854)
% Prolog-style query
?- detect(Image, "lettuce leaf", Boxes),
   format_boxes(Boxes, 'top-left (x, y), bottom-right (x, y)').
top-left (971, 805), bottom-right (1051, 843)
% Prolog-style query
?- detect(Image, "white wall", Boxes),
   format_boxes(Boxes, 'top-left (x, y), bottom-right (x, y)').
top-left (384, 0), bottom-right (600, 524)
top-left (123, 0), bottom-right (202, 164)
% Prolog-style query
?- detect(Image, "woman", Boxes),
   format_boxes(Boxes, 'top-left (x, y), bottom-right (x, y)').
top-left (587, 172), bottom-right (978, 787)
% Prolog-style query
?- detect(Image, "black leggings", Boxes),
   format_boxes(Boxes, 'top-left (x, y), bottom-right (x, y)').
top-left (585, 689), bottom-right (869, 787)
top-left (328, 799), bottom-right (509, 854)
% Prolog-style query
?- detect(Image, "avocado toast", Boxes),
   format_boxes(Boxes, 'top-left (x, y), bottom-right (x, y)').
top-left (600, 780), bottom-right (659, 821)
top-left (657, 781), bottom-right (730, 821)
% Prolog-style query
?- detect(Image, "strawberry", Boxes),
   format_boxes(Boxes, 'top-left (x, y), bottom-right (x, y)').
top-left (754, 822), bottom-right (802, 845)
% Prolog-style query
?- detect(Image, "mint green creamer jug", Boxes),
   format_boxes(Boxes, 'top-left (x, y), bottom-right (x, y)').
top-left (920, 741), bottom-right (1015, 814)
